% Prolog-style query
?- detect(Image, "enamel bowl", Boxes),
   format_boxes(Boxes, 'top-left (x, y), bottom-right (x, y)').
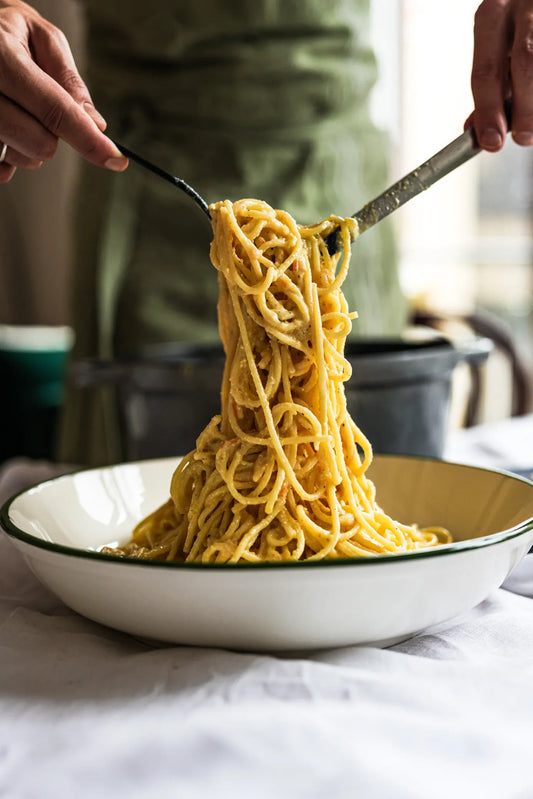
top-left (2, 456), bottom-right (533, 651)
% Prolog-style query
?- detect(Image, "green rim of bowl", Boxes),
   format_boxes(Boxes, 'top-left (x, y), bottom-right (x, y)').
top-left (1, 456), bottom-right (533, 571)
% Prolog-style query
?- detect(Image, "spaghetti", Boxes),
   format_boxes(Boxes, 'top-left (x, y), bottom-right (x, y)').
top-left (105, 199), bottom-right (450, 563)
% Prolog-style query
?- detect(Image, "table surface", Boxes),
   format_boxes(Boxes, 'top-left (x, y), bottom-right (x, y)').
top-left (1, 417), bottom-right (533, 799)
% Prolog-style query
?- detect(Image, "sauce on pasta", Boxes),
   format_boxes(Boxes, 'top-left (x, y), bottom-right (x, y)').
top-left (103, 199), bottom-right (450, 563)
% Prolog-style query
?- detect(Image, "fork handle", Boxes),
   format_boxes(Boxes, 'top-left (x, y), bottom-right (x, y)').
top-left (113, 141), bottom-right (211, 219)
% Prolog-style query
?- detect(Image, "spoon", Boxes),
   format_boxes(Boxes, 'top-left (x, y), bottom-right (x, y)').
top-left (114, 124), bottom-right (483, 252)
top-left (324, 124), bottom-right (482, 253)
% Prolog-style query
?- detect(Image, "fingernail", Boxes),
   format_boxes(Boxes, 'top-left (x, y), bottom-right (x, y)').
top-left (512, 130), bottom-right (533, 146)
top-left (479, 127), bottom-right (503, 149)
top-left (83, 102), bottom-right (107, 131)
top-left (104, 156), bottom-right (128, 172)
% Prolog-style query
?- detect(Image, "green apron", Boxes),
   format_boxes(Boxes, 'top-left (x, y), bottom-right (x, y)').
top-left (58, 0), bottom-right (406, 466)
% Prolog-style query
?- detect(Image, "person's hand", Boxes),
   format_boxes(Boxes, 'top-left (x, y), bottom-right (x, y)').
top-left (0, 0), bottom-right (128, 183)
top-left (470, 0), bottom-right (533, 151)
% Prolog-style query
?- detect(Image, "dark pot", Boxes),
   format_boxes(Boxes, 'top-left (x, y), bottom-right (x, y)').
top-left (71, 335), bottom-right (492, 461)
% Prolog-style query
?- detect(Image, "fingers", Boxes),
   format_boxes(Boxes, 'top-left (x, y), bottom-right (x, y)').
top-left (0, 50), bottom-right (126, 169)
top-left (0, 162), bottom-right (16, 184)
top-left (471, 0), bottom-right (512, 151)
top-left (509, 0), bottom-right (533, 144)
top-left (0, 92), bottom-right (58, 162)
top-left (0, 6), bottom-right (127, 172)
top-left (464, 111), bottom-right (475, 131)
top-left (28, 18), bottom-right (107, 132)
top-left (0, 143), bottom-right (42, 170)
top-left (472, 0), bottom-right (533, 150)
top-left (0, 96), bottom-right (47, 183)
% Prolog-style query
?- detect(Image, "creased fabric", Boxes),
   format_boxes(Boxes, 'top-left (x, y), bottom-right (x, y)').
top-left (1, 432), bottom-right (533, 798)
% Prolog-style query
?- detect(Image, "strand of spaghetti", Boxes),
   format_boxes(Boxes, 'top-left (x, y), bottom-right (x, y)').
top-left (228, 202), bottom-right (299, 284)
top-left (311, 281), bottom-right (344, 491)
top-left (222, 421), bottom-right (328, 450)
top-left (241, 304), bottom-right (311, 352)
top-left (215, 445), bottom-right (284, 507)
top-left (314, 483), bottom-right (341, 559)
top-left (230, 507), bottom-right (285, 563)
top-left (215, 205), bottom-right (276, 295)
top-left (229, 283), bottom-right (324, 503)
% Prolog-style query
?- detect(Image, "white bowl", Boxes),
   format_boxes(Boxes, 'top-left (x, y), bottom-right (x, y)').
top-left (2, 456), bottom-right (533, 651)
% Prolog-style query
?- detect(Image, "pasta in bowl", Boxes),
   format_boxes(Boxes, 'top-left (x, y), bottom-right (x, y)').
top-left (3, 199), bottom-right (531, 650)
top-left (1, 455), bottom-right (533, 650)
top-left (103, 200), bottom-right (450, 565)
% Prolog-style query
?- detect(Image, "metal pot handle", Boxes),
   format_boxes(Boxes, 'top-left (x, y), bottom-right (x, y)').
top-left (453, 336), bottom-right (493, 366)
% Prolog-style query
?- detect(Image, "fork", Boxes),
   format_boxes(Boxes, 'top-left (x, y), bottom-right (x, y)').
top-left (114, 123), bottom-right (485, 252)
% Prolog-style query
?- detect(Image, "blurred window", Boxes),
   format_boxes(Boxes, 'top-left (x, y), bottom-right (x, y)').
top-left (370, 0), bottom-right (533, 419)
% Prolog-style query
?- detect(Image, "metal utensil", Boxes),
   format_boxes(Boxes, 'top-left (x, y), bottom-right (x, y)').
top-left (115, 125), bottom-right (483, 251)
top-left (113, 141), bottom-right (211, 219)
top-left (325, 125), bottom-right (482, 253)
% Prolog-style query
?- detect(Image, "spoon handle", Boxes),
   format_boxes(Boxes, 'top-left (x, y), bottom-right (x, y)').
top-left (113, 141), bottom-right (211, 219)
top-left (353, 126), bottom-right (479, 234)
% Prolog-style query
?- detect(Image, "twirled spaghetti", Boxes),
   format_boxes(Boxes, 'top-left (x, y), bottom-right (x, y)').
top-left (105, 199), bottom-right (450, 563)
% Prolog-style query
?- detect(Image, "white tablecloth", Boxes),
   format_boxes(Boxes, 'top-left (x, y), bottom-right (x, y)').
top-left (1, 419), bottom-right (533, 799)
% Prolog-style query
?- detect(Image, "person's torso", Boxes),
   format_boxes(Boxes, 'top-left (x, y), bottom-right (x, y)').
top-left (83, 0), bottom-right (378, 138)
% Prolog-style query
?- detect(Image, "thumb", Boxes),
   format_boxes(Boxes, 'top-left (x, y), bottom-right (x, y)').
top-left (464, 110), bottom-right (475, 131)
